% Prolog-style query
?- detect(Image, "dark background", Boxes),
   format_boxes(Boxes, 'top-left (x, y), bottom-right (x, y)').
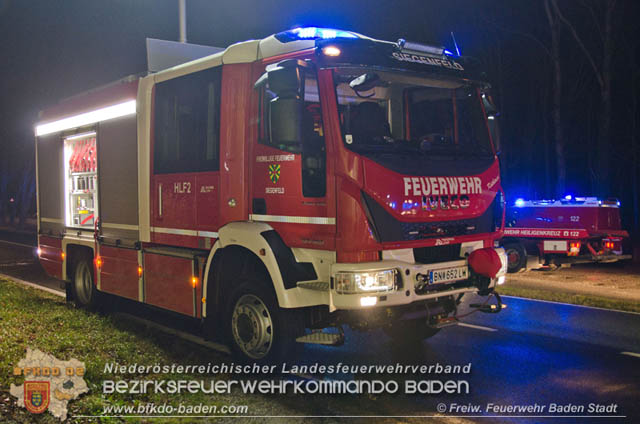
top-left (0, 0), bottom-right (638, 242)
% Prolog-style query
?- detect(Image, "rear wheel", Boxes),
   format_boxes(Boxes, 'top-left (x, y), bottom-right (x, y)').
top-left (504, 242), bottom-right (526, 273)
top-left (226, 278), bottom-right (303, 363)
top-left (71, 256), bottom-right (100, 309)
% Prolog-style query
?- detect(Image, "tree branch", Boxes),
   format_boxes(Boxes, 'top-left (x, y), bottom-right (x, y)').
top-left (551, 0), bottom-right (604, 87)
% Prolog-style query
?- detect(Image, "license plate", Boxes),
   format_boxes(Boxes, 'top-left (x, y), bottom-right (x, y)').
top-left (428, 266), bottom-right (469, 284)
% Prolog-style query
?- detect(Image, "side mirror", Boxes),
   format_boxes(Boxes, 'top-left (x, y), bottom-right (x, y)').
top-left (255, 60), bottom-right (308, 148)
top-left (270, 97), bottom-right (303, 146)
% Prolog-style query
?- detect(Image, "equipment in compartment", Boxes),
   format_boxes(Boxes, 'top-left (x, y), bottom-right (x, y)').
top-left (64, 133), bottom-right (98, 227)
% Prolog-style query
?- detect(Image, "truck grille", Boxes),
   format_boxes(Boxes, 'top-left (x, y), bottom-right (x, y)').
top-left (414, 244), bottom-right (462, 264)
top-left (401, 221), bottom-right (478, 241)
top-left (362, 192), bottom-right (494, 243)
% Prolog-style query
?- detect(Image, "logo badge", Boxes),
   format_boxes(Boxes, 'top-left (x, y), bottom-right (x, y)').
top-left (268, 164), bottom-right (281, 184)
top-left (24, 381), bottom-right (50, 414)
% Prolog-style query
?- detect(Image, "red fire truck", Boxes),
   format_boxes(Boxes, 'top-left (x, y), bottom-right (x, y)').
top-left (35, 27), bottom-right (507, 362)
top-left (503, 196), bottom-right (631, 273)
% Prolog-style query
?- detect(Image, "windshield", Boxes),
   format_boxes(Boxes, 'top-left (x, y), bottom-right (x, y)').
top-left (335, 69), bottom-right (494, 163)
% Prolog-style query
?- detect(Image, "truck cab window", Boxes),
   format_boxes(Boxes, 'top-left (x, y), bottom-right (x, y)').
top-left (154, 67), bottom-right (221, 174)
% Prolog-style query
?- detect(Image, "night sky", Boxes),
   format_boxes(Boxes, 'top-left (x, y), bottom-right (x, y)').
top-left (0, 0), bottom-right (638, 237)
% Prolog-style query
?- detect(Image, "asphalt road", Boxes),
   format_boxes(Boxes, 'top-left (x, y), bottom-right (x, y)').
top-left (1, 232), bottom-right (639, 423)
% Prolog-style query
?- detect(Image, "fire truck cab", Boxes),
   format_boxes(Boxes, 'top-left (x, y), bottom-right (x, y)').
top-left (35, 27), bottom-right (507, 362)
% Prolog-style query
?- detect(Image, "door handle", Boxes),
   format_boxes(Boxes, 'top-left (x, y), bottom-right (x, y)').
top-left (158, 184), bottom-right (163, 217)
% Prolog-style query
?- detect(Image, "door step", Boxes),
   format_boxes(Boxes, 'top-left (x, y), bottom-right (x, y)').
top-left (296, 328), bottom-right (344, 346)
top-left (434, 316), bottom-right (459, 328)
top-left (296, 281), bottom-right (330, 291)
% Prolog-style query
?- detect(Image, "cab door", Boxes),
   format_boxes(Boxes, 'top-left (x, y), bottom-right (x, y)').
top-left (151, 67), bottom-right (222, 248)
top-left (250, 62), bottom-right (336, 250)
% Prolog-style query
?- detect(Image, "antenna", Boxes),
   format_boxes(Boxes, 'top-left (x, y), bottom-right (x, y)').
top-left (179, 0), bottom-right (187, 43)
top-left (450, 32), bottom-right (461, 56)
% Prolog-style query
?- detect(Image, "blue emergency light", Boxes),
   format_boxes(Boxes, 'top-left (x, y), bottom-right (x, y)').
top-left (291, 27), bottom-right (358, 40)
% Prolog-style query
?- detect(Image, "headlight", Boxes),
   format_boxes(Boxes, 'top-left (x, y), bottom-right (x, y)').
top-left (335, 269), bottom-right (397, 294)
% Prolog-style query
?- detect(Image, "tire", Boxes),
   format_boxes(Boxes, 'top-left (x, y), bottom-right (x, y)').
top-left (504, 242), bottom-right (526, 273)
top-left (225, 278), bottom-right (304, 363)
top-left (384, 319), bottom-right (441, 343)
top-left (71, 256), bottom-right (100, 309)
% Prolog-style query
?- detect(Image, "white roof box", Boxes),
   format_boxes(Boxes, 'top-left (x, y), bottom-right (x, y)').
top-left (146, 38), bottom-right (224, 72)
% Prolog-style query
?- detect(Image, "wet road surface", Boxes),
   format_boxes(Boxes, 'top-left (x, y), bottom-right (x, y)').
top-left (1, 233), bottom-right (639, 422)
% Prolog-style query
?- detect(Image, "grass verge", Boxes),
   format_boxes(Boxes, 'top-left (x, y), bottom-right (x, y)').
top-left (0, 277), bottom-right (243, 423)
top-left (498, 285), bottom-right (640, 313)
top-left (1, 277), bottom-right (449, 424)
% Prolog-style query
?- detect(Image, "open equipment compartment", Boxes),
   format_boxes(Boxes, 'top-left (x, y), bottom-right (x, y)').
top-left (64, 131), bottom-right (98, 228)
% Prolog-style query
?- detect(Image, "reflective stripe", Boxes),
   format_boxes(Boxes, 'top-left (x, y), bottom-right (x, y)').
top-left (249, 214), bottom-right (335, 225)
top-left (151, 227), bottom-right (218, 238)
top-left (102, 222), bottom-right (139, 231)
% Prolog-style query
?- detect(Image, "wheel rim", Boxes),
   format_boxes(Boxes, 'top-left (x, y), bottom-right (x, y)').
top-left (507, 249), bottom-right (520, 265)
top-left (231, 294), bottom-right (273, 359)
top-left (74, 261), bottom-right (93, 305)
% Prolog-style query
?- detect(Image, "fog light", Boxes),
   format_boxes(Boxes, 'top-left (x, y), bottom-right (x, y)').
top-left (360, 296), bottom-right (377, 307)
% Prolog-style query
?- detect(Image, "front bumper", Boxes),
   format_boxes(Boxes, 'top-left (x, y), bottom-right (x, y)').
top-left (329, 248), bottom-right (507, 311)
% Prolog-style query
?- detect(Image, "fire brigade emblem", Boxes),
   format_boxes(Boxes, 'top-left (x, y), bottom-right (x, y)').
top-left (24, 381), bottom-right (50, 414)
top-left (268, 164), bottom-right (281, 183)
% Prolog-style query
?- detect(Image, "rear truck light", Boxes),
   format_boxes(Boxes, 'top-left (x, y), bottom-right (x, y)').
top-left (568, 242), bottom-right (581, 257)
top-left (335, 269), bottom-right (397, 294)
top-left (603, 238), bottom-right (622, 253)
top-left (467, 247), bottom-right (507, 279)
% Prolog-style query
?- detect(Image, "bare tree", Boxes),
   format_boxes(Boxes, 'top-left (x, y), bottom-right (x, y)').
top-left (0, 154), bottom-right (9, 226)
top-left (551, 0), bottom-right (617, 195)
top-left (16, 162), bottom-right (36, 229)
top-left (544, 0), bottom-right (566, 197)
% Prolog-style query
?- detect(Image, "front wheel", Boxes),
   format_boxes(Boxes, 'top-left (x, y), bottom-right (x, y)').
top-left (226, 279), bottom-right (303, 363)
top-left (71, 257), bottom-right (100, 309)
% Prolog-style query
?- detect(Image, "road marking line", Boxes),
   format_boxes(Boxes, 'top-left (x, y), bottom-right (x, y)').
top-left (621, 352), bottom-right (640, 359)
top-left (0, 239), bottom-right (35, 249)
top-left (0, 272), bottom-right (65, 297)
top-left (457, 322), bottom-right (497, 332)
top-left (500, 295), bottom-right (640, 316)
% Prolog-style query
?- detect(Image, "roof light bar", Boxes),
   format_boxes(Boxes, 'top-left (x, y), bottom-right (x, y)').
top-left (36, 100), bottom-right (136, 136)
top-left (397, 38), bottom-right (444, 56)
top-left (290, 27), bottom-right (358, 40)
